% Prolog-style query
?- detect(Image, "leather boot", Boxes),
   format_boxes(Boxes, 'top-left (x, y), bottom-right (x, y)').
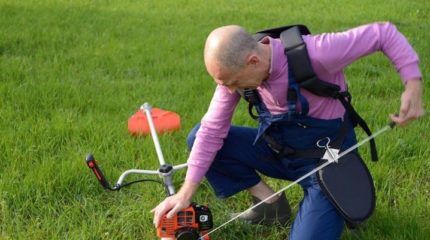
top-left (232, 192), bottom-right (292, 226)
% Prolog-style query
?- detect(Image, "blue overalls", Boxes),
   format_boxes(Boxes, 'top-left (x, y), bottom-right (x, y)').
top-left (187, 68), bottom-right (358, 239)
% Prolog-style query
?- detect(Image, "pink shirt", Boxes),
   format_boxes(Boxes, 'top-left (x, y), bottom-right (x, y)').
top-left (186, 22), bottom-right (422, 183)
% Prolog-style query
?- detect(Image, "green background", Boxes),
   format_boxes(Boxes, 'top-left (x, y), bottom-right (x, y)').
top-left (0, 0), bottom-right (429, 239)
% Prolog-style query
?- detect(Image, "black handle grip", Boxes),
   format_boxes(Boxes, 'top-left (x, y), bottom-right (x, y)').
top-left (86, 154), bottom-right (113, 190)
top-left (389, 114), bottom-right (398, 129)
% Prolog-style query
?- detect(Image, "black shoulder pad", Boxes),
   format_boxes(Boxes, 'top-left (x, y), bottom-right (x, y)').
top-left (254, 25), bottom-right (340, 98)
top-left (254, 24), bottom-right (310, 41)
top-left (279, 26), bottom-right (341, 98)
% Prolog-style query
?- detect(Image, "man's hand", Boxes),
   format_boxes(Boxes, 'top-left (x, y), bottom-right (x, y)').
top-left (151, 193), bottom-right (191, 228)
top-left (390, 79), bottom-right (425, 126)
top-left (151, 180), bottom-right (199, 228)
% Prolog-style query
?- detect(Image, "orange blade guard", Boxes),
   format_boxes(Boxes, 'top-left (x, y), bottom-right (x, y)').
top-left (128, 108), bottom-right (181, 136)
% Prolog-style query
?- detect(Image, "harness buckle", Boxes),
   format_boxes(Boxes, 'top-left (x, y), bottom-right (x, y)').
top-left (317, 137), bottom-right (340, 163)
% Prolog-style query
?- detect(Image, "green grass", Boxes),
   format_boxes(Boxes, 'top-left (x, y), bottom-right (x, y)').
top-left (0, 0), bottom-right (429, 239)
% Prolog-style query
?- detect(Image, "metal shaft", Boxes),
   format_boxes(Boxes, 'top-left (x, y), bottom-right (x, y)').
top-left (141, 103), bottom-right (166, 166)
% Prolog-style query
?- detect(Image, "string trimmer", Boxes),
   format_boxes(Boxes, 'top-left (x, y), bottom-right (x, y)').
top-left (85, 103), bottom-right (213, 240)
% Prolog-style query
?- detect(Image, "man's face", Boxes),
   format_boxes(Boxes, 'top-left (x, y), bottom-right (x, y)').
top-left (207, 60), bottom-right (264, 93)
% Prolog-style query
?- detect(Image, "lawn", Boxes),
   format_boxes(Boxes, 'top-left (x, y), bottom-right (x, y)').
top-left (0, 0), bottom-right (429, 239)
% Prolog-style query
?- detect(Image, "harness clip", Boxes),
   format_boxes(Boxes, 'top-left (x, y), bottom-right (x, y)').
top-left (317, 137), bottom-right (340, 163)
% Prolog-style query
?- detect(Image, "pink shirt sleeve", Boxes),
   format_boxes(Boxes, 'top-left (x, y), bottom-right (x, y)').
top-left (305, 22), bottom-right (422, 84)
top-left (185, 85), bottom-right (240, 183)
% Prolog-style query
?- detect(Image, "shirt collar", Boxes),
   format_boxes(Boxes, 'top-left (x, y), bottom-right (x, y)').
top-left (265, 36), bottom-right (286, 83)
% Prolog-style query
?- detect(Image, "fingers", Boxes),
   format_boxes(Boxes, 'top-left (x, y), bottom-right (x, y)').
top-left (390, 114), bottom-right (406, 126)
top-left (398, 95), bottom-right (410, 120)
top-left (152, 195), bottom-right (190, 228)
top-left (166, 202), bottom-right (184, 219)
top-left (391, 87), bottom-right (425, 126)
top-left (391, 111), bottom-right (415, 127)
top-left (152, 199), bottom-right (173, 228)
top-left (390, 106), bottom-right (424, 126)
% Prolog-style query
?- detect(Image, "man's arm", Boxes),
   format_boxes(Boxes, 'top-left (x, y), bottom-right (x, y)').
top-left (306, 22), bottom-right (424, 125)
top-left (186, 85), bottom-right (241, 183)
top-left (152, 85), bottom-right (240, 227)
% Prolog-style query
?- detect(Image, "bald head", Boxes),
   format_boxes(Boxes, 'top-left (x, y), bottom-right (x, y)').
top-left (204, 25), bottom-right (258, 72)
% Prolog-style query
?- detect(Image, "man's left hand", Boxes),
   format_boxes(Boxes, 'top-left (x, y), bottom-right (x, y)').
top-left (390, 79), bottom-right (425, 126)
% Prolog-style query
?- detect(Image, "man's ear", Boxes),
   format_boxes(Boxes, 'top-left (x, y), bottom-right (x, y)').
top-left (247, 54), bottom-right (259, 66)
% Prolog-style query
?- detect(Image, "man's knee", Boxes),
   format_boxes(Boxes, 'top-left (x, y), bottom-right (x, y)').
top-left (186, 124), bottom-right (201, 150)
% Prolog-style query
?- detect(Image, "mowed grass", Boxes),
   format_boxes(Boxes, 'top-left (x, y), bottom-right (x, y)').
top-left (0, 0), bottom-right (429, 239)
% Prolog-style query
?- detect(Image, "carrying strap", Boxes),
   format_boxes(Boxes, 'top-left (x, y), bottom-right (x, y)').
top-left (336, 92), bottom-right (378, 161)
top-left (240, 25), bottom-right (378, 161)
top-left (254, 25), bottom-right (342, 98)
top-left (253, 24), bottom-right (311, 41)
top-left (278, 26), bottom-right (377, 161)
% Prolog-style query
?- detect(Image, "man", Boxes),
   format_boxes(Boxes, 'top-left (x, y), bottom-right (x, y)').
top-left (152, 22), bottom-right (424, 239)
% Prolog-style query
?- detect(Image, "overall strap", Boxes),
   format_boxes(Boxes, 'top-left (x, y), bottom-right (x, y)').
top-left (263, 113), bottom-right (352, 159)
top-left (286, 65), bottom-right (309, 116)
top-left (261, 25), bottom-right (378, 161)
top-left (279, 27), bottom-right (377, 161)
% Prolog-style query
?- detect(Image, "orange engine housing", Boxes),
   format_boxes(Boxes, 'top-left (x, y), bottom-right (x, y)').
top-left (157, 204), bottom-right (212, 240)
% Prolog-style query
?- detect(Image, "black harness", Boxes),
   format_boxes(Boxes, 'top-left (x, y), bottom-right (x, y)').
top-left (239, 25), bottom-right (377, 227)
top-left (240, 25), bottom-right (378, 162)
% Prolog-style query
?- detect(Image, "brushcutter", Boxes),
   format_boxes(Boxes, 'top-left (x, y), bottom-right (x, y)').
top-left (85, 103), bottom-right (213, 240)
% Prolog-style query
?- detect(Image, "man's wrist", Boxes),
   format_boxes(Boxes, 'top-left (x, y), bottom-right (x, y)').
top-left (405, 78), bottom-right (423, 93)
top-left (177, 180), bottom-right (200, 201)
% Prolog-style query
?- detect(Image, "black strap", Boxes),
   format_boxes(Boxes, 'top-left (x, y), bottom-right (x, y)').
top-left (336, 93), bottom-right (378, 161)
top-left (279, 27), bottom-right (342, 98)
top-left (241, 88), bottom-right (378, 161)
top-left (255, 25), bottom-right (341, 98)
top-left (254, 24), bottom-right (310, 41)
top-left (263, 115), bottom-right (351, 160)
top-left (244, 89), bottom-right (260, 120)
top-left (237, 89), bottom-right (258, 120)
top-left (244, 25), bottom-right (378, 161)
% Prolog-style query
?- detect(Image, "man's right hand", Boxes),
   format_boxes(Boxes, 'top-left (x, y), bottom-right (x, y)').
top-left (151, 193), bottom-right (191, 228)
top-left (151, 180), bottom-right (199, 228)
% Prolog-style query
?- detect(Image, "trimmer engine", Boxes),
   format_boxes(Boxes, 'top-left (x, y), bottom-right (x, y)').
top-left (157, 203), bottom-right (213, 240)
